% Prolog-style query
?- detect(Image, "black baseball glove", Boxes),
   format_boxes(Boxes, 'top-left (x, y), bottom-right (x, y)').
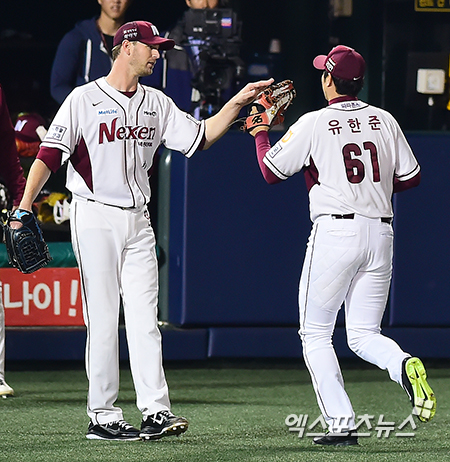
top-left (2, 209), bottom-right (52, 273)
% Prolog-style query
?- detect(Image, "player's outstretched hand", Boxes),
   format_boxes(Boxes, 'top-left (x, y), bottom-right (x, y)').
top-left (243, 80), bottom-right (296, 135)
top-left (203, 78), bottom-right (275, 149)
top-left (232, 79), bottom-right (275, 107)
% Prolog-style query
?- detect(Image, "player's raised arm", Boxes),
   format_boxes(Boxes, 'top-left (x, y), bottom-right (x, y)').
top-left (202, 78), bottom-right (274, 149)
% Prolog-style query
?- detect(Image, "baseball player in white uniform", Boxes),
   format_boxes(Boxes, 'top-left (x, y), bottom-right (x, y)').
top-left (248, 45), bottom-right (436, 446)
top-left (17, 20), bottom-right (273, 441)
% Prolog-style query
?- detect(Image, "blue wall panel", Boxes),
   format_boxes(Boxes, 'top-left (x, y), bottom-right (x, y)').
top-left (390, 133), bottom-right (450, 327)
top-left (167, 131), bottom-right (450, 332)
top-left (168, 131), bottom-right (310, 326)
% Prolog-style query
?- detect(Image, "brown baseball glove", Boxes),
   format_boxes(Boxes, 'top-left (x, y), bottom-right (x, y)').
top-left (243, 80), bottom-right (296, 134)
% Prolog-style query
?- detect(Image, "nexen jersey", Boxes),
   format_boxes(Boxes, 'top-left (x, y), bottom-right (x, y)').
top-left (263, 100), bottom-right (420, 221)
top-left (41, 77), bottom-right (205, 208)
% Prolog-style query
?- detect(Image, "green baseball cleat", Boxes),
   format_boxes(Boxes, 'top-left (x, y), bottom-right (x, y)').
top-left (402, 357), bottom-right (436, 422)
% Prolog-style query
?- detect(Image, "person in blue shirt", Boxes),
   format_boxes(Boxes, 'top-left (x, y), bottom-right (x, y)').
top-left (50, 0), bottom-right (133, 105)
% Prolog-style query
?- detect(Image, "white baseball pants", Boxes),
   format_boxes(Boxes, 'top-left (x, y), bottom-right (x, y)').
top-left (299, 214), bottom-right (409, 433)
top-left (71, 198), bottom-right (170, 425)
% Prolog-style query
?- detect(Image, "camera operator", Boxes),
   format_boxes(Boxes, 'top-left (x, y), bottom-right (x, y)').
top-left (143, 0), bottom-right (245, 119)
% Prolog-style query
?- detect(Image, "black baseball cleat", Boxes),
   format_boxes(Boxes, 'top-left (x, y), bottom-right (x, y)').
top-left (86, 420), bottom-right (141, 441)
top-left (140, 410), bottom-right (189, 441)
top-left (402, 356), bottom-right (436, 422)
top-left (313, 431), bottom-right (359, 447)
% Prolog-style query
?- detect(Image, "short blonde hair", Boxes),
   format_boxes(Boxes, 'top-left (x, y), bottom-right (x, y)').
top-left (112, 41), bottom-right (138, 61)
top-left (112, 44), bottom-right (122, 61)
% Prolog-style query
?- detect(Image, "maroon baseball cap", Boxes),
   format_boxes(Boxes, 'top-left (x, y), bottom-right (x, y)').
top-left (113, 21), bottom-right (175, 50)
top-left (14, 112), bottom-right (47, 143)
top-left (313, 45), bottom-right (365, 81)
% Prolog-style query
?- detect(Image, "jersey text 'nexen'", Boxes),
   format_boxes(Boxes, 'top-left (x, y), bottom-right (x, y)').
top-left (99, 117), bottom-right (156, 144)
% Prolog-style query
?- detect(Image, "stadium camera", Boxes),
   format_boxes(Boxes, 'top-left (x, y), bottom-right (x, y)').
top-left (182, 8), bottom-right (245, 117)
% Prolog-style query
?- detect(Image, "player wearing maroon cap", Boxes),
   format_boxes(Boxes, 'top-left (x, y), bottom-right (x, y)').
top-left (0, 84), bottom-right (27, 398)
top-left (18, 20), bottom-right (273, 441)
top-left (247, 45), bottom-right (436, 446)
top-left (0, 86), bottom-right (26, 210)
top-left (14, 112), bottom-right (48, 158)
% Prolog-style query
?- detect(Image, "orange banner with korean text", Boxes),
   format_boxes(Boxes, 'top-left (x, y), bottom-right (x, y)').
top-left (0, 268), bottom-right (84, 326)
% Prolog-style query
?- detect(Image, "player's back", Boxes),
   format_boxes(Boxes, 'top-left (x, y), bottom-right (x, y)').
top-left (306, 100), bottom-right (413, 220)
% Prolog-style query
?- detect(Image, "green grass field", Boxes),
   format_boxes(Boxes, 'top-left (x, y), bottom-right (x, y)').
top-left (1, 359), bottom-right (448, 462)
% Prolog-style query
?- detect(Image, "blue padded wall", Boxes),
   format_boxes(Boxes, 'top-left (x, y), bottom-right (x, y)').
top-left (167, 131), bottom-right (450, 334)
top-left (168, 131), bottom-right (310, 326)
top-left (390, 133), bottom-right (450, 326)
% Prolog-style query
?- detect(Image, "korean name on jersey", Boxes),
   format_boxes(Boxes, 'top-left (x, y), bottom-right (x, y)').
top-left (263, 100), bottom-right (419, 221)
